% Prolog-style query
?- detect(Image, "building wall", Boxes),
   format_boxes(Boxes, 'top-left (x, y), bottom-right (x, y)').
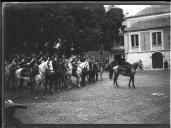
top-left (126, 51), bottom-right (171, 70)
top-left (124, 28), bottom-right (170, 70)
top-left (124, 34), bottom-right (129, 53)
top-left (126, 52), bottom-right (151, 69)
top-left (140, 31), bottom-right (151, 51)
top-left (163, 28), bottom-right (170, 50)
top-left (125, 28), bottom-right (170, 51)
top-left (123, 10), bottom-right (170, 70)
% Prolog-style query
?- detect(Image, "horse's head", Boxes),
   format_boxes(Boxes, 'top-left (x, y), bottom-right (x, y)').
top-left (12, 58), bottom-right (16, 65)
top-left (138, 60), bottom-right (143, 70)
top-left (85, 60), bottom-right (89, 71)
top-left (47, 60), bottom-right (54, 74)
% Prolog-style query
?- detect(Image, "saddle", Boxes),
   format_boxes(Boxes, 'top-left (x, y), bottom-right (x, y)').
top-left (120, 63), bottom-right (131, 72)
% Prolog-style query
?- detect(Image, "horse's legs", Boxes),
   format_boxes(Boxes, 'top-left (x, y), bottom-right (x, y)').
top-left (132, 76), bottom-right (136, 89)
top-left (113, 74), bottom-right (116, 87)
top-left (44, 79), bottom-right (47, 97)
top-left (14, 76), bottom-right (17, 89)
top-left (41, 82), bottom-right (45, 99)
top-left (89, 71), bottom-right (92, 82)
top-left (115, 74), bottom-right (119, 87)
top-left (19, 79), bottom-right (24, 95)
top-left (77, 76), bottom-right (81, 88)
top-left (33, 81), bottom-right (38, 100)
top-left (95, 71), bottom-right (98, 81)
top-left (93, 71), bottom-right (95, 83)
top-left (49, 80), bottom-right (53, 95)
top-left (50, 78), bottom-right (54, 95)
top-left (81, 73), bottom-right (85, 86)
top-left (100, 71), bottom-right (103, 80)
top-left (56, 79), bottom-right (59, 91)
top-left (128, 76), bottom-right (131, 88)
top-left (68, 75), bottom-right (72, 89)
top-left (12, 75), bottom-right (16, 89)
top-left (30, 80), bottom-right (33, 93)
top-left (5, 76), bottom-right (10, 92)
top-left (86, 72), bottom-right (89, 82)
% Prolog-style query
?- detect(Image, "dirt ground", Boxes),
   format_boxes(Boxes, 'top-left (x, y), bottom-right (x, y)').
top-left (4, 70), bottom-right (170, 124)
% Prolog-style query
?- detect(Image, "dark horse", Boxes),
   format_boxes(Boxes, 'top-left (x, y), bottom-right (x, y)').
top-left (113, 60), bottom-right (143, 89)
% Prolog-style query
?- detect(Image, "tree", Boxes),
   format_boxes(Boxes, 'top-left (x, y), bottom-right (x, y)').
top-left (4, 3), bottom-right (124, 57)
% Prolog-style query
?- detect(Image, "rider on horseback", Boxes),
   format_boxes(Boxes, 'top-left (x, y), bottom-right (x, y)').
top-left (120, 54), bottom-right (132, 71)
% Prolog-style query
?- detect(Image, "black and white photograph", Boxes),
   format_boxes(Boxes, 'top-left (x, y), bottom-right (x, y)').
top-left (2, 2), bottom-right (170, 127)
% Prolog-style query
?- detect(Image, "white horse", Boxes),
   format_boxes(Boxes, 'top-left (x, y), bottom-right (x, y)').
top-left (76, 59), bottom-right (89, 88)
top-left (14, 66), bottom-right (32, 93)
top-left (64, 59), bottom-right (74, 89)
top-left (13, 58), bottom-right (36, 89)
top-left (5, 59), bottom-right (16, 90)
top-left (64, 58), bottom-right (89, 88)
top-left (33, 58), bottom-right (54, 100)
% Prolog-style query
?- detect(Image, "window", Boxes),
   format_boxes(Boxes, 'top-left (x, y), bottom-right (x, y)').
top-left (152, 32), bottom-right (162, 46)
top-left (120, 36), bottom-right (124, 46)
top-left (131, 34), bottom-right (139, 47)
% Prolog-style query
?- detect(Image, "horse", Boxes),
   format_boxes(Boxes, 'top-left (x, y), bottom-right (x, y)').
top-left (88, 60), bottom-right (98, 83)
top-left (12, 57), bottom-right (37, 91)
top-left (106, 60), bottom-right (119, 80)
top-left (76, 59), bottom-right (89, 88)
top-left (45, 59), bottom-right (67, 94)
top-left (64, 58), bottom-right (74, 89)
top-left (98, 62), bottom-right (103, 81)
top-left (113, 60), bottom-right (143, 89)
top-left (32, 58), bottom-right (54, 100)
top-left (5, 58), bottom-right (16, 90)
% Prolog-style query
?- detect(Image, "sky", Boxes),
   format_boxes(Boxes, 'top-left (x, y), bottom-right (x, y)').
top-left (105, 5), bottom-right (150, 17)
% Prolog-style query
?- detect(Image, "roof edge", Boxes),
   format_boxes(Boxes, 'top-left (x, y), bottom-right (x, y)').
top-left (123, 26), bottom-right (170, 33)
top-left (125, 11), bottom-right (171, 20)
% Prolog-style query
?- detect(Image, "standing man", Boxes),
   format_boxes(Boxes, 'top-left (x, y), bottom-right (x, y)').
top-left (164, 60), bottom-right (169, 71)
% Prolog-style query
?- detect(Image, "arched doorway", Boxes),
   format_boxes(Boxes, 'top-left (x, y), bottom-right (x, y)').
top-left (152, 52), bottom-right (163, 68)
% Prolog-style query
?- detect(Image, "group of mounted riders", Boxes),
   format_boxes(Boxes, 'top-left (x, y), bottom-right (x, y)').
top-left (5, 52), bottom-right (105, 100)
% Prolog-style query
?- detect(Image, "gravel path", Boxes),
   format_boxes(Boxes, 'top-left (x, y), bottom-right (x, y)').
top-left (6, 70), bottom-right (170, 124)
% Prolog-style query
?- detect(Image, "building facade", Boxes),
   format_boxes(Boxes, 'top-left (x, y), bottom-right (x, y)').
top-left (123, 5), bottom-right (170, 70)
top-left (109, 31), bottom-right (124, 64)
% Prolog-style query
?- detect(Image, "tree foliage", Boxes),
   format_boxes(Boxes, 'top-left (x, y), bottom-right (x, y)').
top-left (4, 4), bottom-right (124, 56)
